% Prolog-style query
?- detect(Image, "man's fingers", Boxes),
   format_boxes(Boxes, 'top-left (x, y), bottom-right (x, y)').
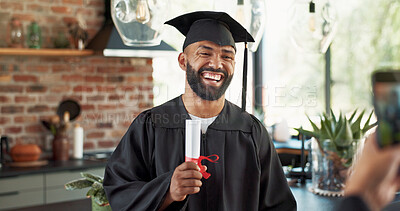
top-left (177, 162), bottom-right (201, 171)
top-left (179, 179), bottom-right (202, 187)
top-left (176, 169), bottom-right (203, 180)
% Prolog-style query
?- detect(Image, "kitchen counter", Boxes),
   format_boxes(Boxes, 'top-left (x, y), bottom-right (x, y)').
top-left (0, 159), bottom-right (107, 178)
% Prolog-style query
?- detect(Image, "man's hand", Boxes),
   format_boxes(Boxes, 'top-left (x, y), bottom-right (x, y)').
top-left (345, 133), bottom-right (400, 211)
top-left (159, 162), bottom-right (204, 211)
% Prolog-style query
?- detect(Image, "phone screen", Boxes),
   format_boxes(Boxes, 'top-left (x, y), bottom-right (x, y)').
top-left (373, 71), bottom-right (400, 148)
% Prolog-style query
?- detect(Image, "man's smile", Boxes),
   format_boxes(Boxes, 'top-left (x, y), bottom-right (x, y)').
top-left (201, 71), bottom-right (225, 85)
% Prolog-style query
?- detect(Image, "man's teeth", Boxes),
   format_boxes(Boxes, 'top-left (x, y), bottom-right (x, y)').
top-left (203, 72), bottom-right (222, 81)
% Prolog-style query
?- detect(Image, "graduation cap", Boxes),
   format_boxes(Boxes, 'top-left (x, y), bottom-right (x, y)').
top-left (165, 11), bottom-right (255, 111)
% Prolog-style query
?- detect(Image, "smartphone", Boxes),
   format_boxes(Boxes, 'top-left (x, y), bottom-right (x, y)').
top-left (372, 70), bottom-right (400, 148)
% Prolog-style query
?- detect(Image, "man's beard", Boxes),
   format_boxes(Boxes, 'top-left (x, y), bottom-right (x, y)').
top-left (186, 63), bottom-right (233, 101)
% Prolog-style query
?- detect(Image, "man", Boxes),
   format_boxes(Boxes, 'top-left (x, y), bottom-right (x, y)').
top-left (103, 11), bottom-right (296, 210)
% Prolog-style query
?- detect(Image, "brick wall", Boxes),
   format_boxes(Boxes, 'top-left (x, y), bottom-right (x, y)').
top-left (0, 56), bottom-right (153, 151)
top-left (0, 0), bottom-right (154, 152)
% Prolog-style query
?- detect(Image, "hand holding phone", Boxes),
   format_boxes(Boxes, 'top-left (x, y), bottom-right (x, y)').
top-left (372, 70), bottom-right (400, 148)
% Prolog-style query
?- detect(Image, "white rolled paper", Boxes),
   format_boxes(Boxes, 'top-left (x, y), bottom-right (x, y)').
top-left (185, 119), bottom-right (201, 161)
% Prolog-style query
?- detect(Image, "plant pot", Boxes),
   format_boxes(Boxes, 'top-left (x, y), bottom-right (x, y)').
top-left (310, 138), bottom-right (358, 196)
top-left (91, 198), bottom-right (112, 211)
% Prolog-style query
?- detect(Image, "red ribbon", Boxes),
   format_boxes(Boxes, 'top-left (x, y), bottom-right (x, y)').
top-left (185, 154), bottom-right (219, 179)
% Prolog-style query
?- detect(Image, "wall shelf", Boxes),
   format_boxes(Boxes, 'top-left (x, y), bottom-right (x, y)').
top-left (0, 48), bottom-right (94, 56)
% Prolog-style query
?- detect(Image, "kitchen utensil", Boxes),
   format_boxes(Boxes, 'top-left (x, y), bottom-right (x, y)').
top-left (57, 99), bottom-right (81, 121)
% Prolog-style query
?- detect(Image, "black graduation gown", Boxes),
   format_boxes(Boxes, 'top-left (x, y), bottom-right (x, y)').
top-left (103, 96), bottom-right (296, 211)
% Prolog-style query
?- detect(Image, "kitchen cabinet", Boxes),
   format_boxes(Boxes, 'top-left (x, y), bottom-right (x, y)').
top-left (0, 160), bottom-right (106, 210)
top-left (0, 174), bottom-right (44, 210)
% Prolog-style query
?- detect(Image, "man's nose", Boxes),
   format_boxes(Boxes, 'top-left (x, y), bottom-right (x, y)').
top-left (208, 55), bottom-right (223, 69)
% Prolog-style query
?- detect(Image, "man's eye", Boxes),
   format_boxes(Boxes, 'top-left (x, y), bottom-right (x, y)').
top-left (200, 52), bottom-right (210, 56)
top-left (223, 56), bottom-right (233, 60)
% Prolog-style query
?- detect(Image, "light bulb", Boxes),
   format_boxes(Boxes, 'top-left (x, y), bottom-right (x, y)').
top-left (136, 0), bottom-right (150, 24)
top-left (308, 1), bottom-right (316, 32)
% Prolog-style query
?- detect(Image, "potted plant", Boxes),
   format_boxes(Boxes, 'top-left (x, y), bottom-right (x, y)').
top-left (296, 109), bottom-right (376, 196)
top-left (65, 172), bottom-right (111, 211)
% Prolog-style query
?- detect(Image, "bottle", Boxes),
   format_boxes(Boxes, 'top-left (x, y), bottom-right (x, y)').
top-left (27, 21), bottom-right (42, 49)
top-left (73, 124), bottom-right (84, 159)
top-left (9, 18), bottom-right (24, 48)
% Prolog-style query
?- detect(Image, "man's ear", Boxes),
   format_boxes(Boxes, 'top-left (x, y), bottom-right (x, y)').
top-left (178, 53), bottom-right (187, 71)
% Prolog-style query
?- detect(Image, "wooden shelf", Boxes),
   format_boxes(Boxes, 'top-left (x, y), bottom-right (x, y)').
top-left (0, 48), bottom-right (94, 56)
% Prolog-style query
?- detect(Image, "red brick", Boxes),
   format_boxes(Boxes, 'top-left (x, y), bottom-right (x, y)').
top-left (0, 2), bottom-right (23, 11)
top-left (13, 75), bottom-right (38, 82)
top-left (15, 96), bottom-right (37, 103)
top-left (27, 85), bottom-right (47, 93)
top-left (107, 76), bottom-right (124, 83)
top-left (135, 66), bottom-right (153, 72)
top-left (76, 65), bottom-right (95, 73)
top-left (86, 95), bottom-right (105, 101)
top-left (0, 117), bottom-right (11, 125)
top-left (1, 106), bottom-right (24, 114)
top-left (87, 0), bottom-right (104, 7)
top-left (96, 86), bottom-right (116, 92)
top-left (96, 122), bottom-right (113, 128)
top-left (119, 67), bottom-right (135, 73)
top-left (85, 76), bottom-right (104, 83)
top-left (27, 4), bottom-right (49, 12)
top-left (146, 59), bottom-right (153, 65)
top-left (139, 102), bottom-right (152, 109)
top-left (73, 85), bottom-right (93, 92)
top-left (51, 6), bottom-right (72, 14)
top-left (126, 76), bottom-right (145, 83)
top-left (139, 85), bottom-right (152, 91)
top-left (0, 96), bottom-right (10, 103)
top-left (39, 95), bottom-right (62, 103)
top-left (5, 126), bottom-right (22, 134)
top-left (62, 0), bottom-right (84, 5)
top-left (12, 14), bottom-right (35, 22)
top-left (52, 64), bottom-right (70, 73)
top-left (62, 95), bottom-right (82, 102)
top-left (62, 74), bottom-right (84, 82)
top-left (87, 131), bottom-right (104, 138)
top-left (97, 67), bottom-right (115, 73)
top-left (98, 140), bottom-right (115, 148)
top-left (14, 116), bottom-right (38, 124)
top-left (119, 86), bottom-right (136, 92)
top-left (27, 105), bottom-right (50, 113)
top-left (147, 76), bottom-right (153, 82)
top-left (50, 85), bottom-right (71, 93)
top-left (0, 75), bottom-right (12, 82)
top-left (98, 104), bottom-right (117, 110)
top-left (83, 141), bottom-right (95, 150)
top-left (62, 17), bottom-right (77, 24)
top-left (26, 65), bottom-right (49, 73)
top-left (81, 104), bottom-right (95, 111)
top-left (108, 95), bottom-right (124, 101)
top-left (25, 124), bottom-right (45, 133)
top-left (0, 85), bottom-right (23, 93)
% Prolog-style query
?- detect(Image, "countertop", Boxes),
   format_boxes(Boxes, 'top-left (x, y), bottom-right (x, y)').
top-left (0, 159), bottom-right (107, 178)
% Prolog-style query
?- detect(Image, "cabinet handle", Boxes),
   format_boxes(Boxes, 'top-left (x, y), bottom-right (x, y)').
top-left (0, 191), bottom-right (19, 197)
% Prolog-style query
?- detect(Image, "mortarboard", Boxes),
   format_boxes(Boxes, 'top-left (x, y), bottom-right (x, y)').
top-left (165, 11), bottom-right (255, 111)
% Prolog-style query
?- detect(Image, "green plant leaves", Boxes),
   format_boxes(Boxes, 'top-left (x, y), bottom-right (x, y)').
top-left (64, 179), bottom-right (93, 190)
top-left (81, 172), bottom-right (103, 183)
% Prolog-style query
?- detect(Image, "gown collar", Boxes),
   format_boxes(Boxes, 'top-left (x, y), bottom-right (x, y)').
top-left (150, 95), bottom-right (252, 132)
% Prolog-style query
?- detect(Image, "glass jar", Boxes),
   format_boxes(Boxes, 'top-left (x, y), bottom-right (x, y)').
top-left (9, 18), bottom-right (24, 48)
top-left (27, 21), bottom-right (42, 49)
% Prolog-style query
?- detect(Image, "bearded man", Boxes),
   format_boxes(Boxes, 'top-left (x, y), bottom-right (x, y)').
top-left (103, 11), bottom-right (296, 211)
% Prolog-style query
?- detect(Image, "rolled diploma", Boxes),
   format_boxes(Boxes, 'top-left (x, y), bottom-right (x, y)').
top-left (185, 119), bottom-right (201, 161)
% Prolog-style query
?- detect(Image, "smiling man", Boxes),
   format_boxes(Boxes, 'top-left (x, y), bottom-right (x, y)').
top-left (103, 11), bottom-right (296, 211)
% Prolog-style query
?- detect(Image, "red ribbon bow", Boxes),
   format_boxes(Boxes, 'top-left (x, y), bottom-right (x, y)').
top-left (185, 154), bottom-right (219, 179)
